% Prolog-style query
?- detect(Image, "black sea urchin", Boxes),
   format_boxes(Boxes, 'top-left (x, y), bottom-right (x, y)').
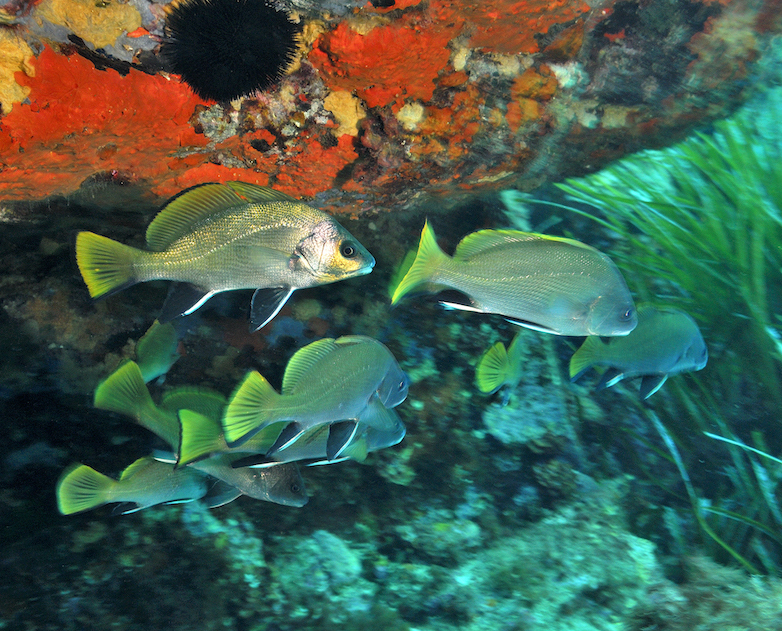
top-left (162, 0), bottom-right (302, 101)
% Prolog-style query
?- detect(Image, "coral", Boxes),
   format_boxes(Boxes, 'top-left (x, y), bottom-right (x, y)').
top-left (323, 90), bottom-right (365, 136)
top-left (395, 508), bottom-right (483, 563)
top-left (35, 0), bottom-right (142, 49)
top-left (0, 29), bottom-right (34, 114)
top-left (308, 15), bottom-right (461, 112)
top-left (273, 530), bottom-right (377, 624)
top-left (458, 0), bottom-right (590, 55)
top-left (0, 46), bottom-right (207, 199)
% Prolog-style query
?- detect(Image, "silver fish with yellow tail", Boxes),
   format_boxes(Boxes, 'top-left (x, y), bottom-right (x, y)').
top-left (222, 335), bottom-right (409, 451)
top-left (56, 457), bottom-right (207, 515)
top-left (391, 221), bottom-right (637, 337)
top-left (569, 305), bottom-right (708, 399)
top-left (75, 182), bottom-right (375, 331)
top-left (92, 361), bottom-right (308, 507)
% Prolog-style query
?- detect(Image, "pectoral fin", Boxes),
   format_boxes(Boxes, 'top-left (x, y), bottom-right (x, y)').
top-left (159, 283), bottom-right (215, 322)
top-left (203, 481), bottom-right (243, 508)
top-left (250, 287), bottom-right (294, 332)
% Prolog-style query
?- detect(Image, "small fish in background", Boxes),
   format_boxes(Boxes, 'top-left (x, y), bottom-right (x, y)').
top-left (475, 331), bottom-right (526, 404)
top-left (93, 361), bottom-right (185, 450)
top-left (56, 457), bottom-right (208, 515)
top-left (91, 362), bottom-right (306, 507)
top-left (569, 305), bottom-right (708, 399)
top-left (390, 221), bottom-right (637, 337)
top-left (222, 335), bottom-right (409, 452)
top-left (135, 320), bottom-right (182, 383)
top-left (154, 445), bottom-right (309, 508)
top-left (75, 181), bottom-right (375, 332)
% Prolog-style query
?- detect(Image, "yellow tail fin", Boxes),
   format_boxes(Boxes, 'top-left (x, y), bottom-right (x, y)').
top-left (222, 371), bottom-right (282, 447)
top-left (391, 220), bottom-right (448, 304)
top-left (475, 342), bottom-right (510, 394)
top-left (94, 361), bottom-right (154, 421)
top-left (178, 409), bottom-right (224, 466)
top-left (75, 231), bottom-right (140, 299)
top-left (56, 463), bottom-right (116, 514)
top-left (569, 338), bottom-right (597, 381)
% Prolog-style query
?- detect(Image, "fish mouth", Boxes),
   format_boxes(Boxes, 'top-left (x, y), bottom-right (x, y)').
top-left (358, 254), bottom-right (376, 275)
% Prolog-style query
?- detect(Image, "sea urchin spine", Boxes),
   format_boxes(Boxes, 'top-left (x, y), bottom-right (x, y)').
top-left (162, 0), bottom-right (302, 101)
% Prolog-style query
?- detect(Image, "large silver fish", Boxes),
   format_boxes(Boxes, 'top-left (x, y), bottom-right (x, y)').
top-left (75, 182), bottom-right (375, 331)
top-left (391, 221), bottom-right (637, 337)
top-left (570, 304), bottom-right (708, 398)
top-left (222, 335), bottom-right (409, 449)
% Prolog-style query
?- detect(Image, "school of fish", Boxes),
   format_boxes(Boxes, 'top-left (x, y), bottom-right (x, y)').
top-left (59, 182), bottom-right (708, 515)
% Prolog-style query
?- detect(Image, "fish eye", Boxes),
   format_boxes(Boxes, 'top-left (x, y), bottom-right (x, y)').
top-left (291, 483), bottom-right (301, 493)
top-left (341, 241), bottom-right (357, 258)
top-left (620, 307), bottom-right (634, 321)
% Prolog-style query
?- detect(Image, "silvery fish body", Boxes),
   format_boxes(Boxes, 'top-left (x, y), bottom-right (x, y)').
top-left (392, 222), bottom-right (637, 337)
top-left (192, 456), bottom-right (308, 507)
top-left (222, 336), bottom-right (409, 447)
top-left (235, 398), bottom-right (407, 468)
top-left (56, 457), bottom-right (208, 515)
top-left (76, 182), bottom-right (375, 331)
top-left (570, 305), bottom-right (708, 398)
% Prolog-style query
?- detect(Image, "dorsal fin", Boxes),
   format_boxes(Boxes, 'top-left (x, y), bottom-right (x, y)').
top-left (454, 229), bottom-right (595, 259)
top-left (119, 456), bottom-right (152, 481)
top-left (454, 229), bottom-right (538, 258)
top-left (160, 386), bottom-right (227, 422)
top-left (225, 181), bottom-right (299, 204)
top-left (146, 183), bottom-right (246, 251)
top-left (281, 338), bottom-right (339, 394)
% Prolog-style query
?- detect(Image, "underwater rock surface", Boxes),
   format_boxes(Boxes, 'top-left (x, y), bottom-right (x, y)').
top-left (0, 0), bottom-right (778, 213)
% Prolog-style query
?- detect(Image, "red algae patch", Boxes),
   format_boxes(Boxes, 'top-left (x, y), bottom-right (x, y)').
top-left (309, 16), bottom-right (463, 111)
top-left (0, 47), bottom-right (207, 199)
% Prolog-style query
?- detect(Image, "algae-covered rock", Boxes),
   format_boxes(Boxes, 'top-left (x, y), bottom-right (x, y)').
top-left (273, 530), bottom-right (377, 624)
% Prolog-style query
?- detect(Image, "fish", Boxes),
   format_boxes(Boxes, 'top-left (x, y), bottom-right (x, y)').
top-left (56, 456), bottom-right (208, 515)
top-left (135, 320), bottom-right (182, 383)
top-left (92, 362), bottom-right (307, 507)
top-left (75, 181), bottom-right (375, 331)
top-left (93, 361), bottom-right (183, 449)
top-left (569, 304), bottom-right (708, 399)
top-left (93, 360), bottom-right (282, 463)
top-left (154, 446), bottom-right (308, 508)
top-left (228, 397), bottom-right (407, 468)
top-left (390, 221), bottom-right (637, 337)
top-left (475, 331), bottom-right (526, 398)
top-left (222, 335), bottom-right (409, 449)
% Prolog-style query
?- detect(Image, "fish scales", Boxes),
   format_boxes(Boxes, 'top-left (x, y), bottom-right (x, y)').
top-left (438, 240), bottom-right (626, 319)
top-left (392, 222), bottom-right (636, 336)
top-left (133, 202), bottom-right (330, 290)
